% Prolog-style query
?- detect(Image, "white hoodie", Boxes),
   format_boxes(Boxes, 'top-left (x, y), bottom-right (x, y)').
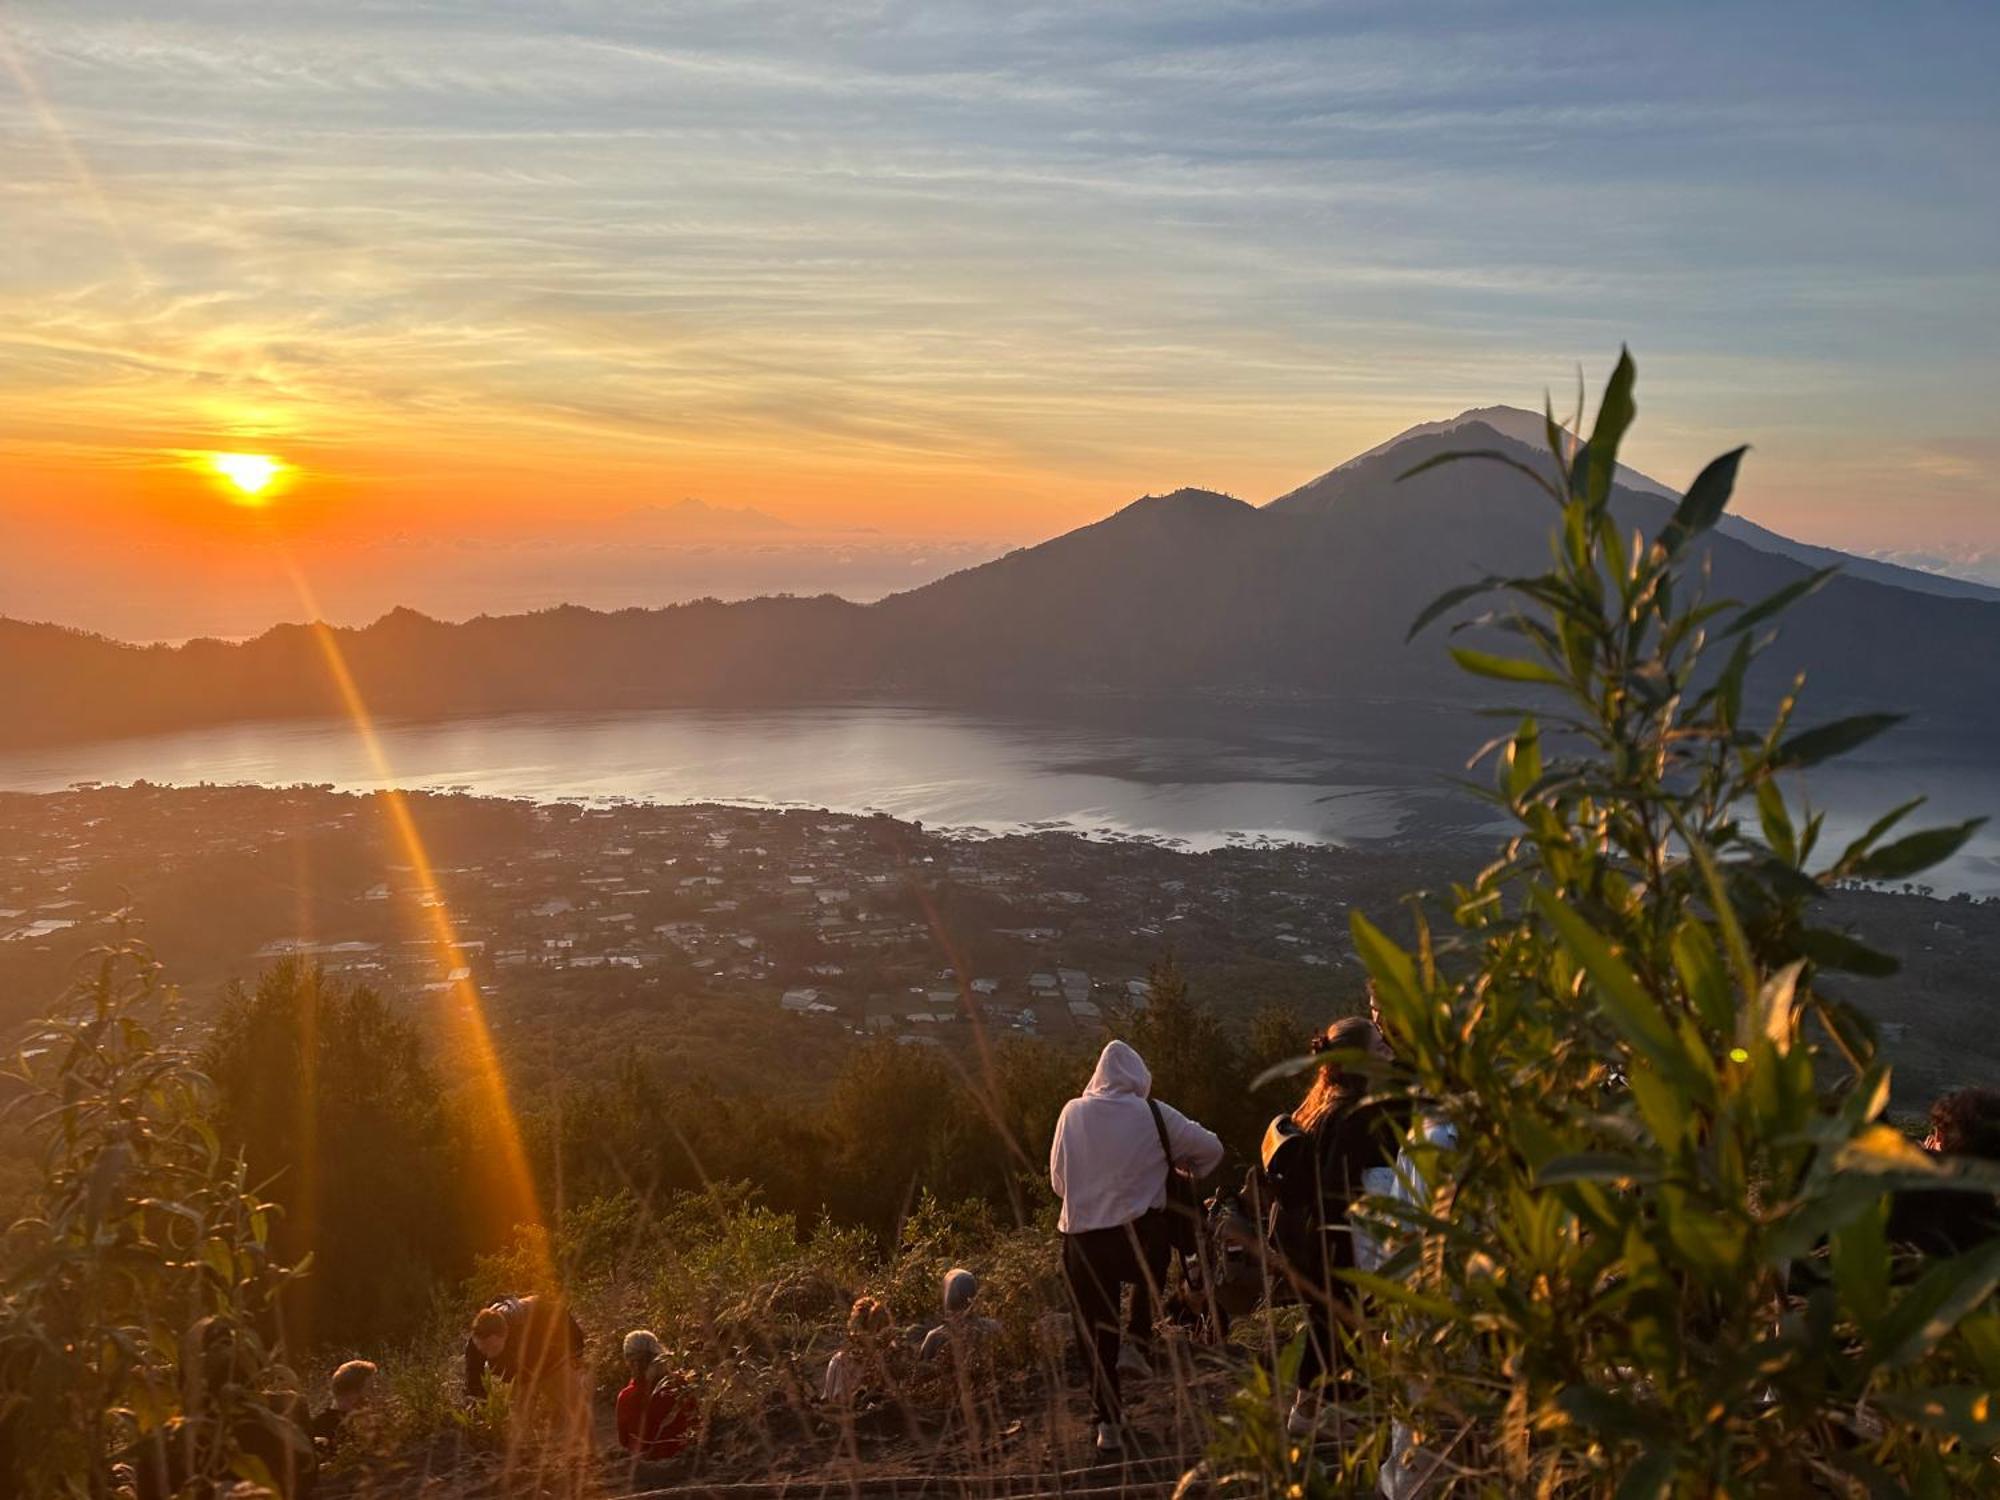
top-left (1048, 1040), bottom-right (1225, 1234)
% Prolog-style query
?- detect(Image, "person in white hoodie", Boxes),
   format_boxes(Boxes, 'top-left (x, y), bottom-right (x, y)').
top-left (1049, 1039), bottom-right (1224, 1453)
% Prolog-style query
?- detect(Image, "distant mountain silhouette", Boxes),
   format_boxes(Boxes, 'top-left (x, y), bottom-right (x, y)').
top-left (6, 419), bottom-right (1998, 748)
top-left (1285, 406), bottom-right (2000, 605)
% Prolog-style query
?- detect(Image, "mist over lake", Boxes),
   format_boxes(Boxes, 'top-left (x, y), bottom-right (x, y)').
top-left (4, 703), bottom-right (1994, 896)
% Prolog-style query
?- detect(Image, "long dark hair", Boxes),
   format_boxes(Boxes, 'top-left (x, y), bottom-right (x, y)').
top-left (1292, 1016), bottom-right (1382, 1131)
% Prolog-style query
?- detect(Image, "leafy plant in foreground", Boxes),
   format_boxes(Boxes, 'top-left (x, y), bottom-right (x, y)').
top-left (0, 937), bottom-right (308, 1497)
top-left (1331, 352), bottom-right (1999, 1494)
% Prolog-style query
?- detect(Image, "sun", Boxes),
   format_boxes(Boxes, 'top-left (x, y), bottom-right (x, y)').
top-left (208, 451), bottom-right (286, 503)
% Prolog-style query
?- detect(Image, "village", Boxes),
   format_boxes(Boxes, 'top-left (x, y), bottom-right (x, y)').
top-left (0, 782), bottom-right (1460, 1061)
top-left (3, 782), bottom-right (1995, 1110)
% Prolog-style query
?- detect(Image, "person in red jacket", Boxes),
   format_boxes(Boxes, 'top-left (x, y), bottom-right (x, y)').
top-left (615, 1330), bottom-right (696, 1462)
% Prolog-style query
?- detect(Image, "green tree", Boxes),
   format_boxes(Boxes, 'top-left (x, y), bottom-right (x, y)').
top-left (1319, 353), bottom-right (2000, 1495)
top-left (205, 960), bottom-right (469, 1347)
top-left (1117, 955), bottom-right (1254, 1147)
top-left (0, 939), bottom-right (307, 1497)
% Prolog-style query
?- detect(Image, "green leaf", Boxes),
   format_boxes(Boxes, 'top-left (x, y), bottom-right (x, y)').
top-left (1349, 910), bottom-right (1420, 1014)
top-left (1869, 1236), bottom-right (2000, 1370)
top-left (1830, 797), bottom-right (1924, 874)
top-left (1449, 647), bottom-right (1568, 687)
top-left (1503, 716), bottom-right (1542, 803)
top-left (1749, 959), bottom-right (1807, 1053)
top-left (1773, 713), bottom-right (1903, 769)
top-left (1797, 927), bottom-right (1899, 978)
top-left (1578, 347), bottom-right (1637, 508)
top-left (1628, 1063), bottom-right (1688, 1155)
top-left (1536, 1153), bottom-right (1660, 1187)
top-left (1530, 888), bottom-right (1684, 1077)
top-left (1719, 565), bottom-right (1838, 638)
top-left (1407, 576), bottom-right (1511, 642)
top-left (1338, 1268), bottom-right (1459, 1321)
top-left (1755, 778), bottom-right (1796, 865)
top-left (1849, 818), bottom-right (1988, 883)
top-left (1657, 445), bottom-right (1747, 556)
top-left (1832, 1196), bottom-right (1891, 1326)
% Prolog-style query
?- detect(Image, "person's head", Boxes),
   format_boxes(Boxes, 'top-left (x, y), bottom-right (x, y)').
top-left (471, 1307), bottom-right (509, 1361)
top-left (1084, 1039), bottom-right (1150, 1099)
top-left (621, 1329), bottom-right (664, 1380)
top-left (847, 1295), bottom-right (891, 1341)
top-left (941, 1267), bottom-right (979, 1318)
top-left (1926, 1086), bottom-right (2000, 1158)
top-left (190, 1316), bottom-right (252, 1405)
top-left (329, 1359), bottom-right (377, 1412)
top-left (1292, 1016), bottom-right (1388, 1130)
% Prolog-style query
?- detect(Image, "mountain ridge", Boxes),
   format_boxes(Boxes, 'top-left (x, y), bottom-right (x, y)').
top-left (5, 420), bottom-right (1999, 747)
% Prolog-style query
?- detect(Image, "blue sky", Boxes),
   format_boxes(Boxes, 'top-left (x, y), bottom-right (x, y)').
top-left (2, 0), bottom-right (1996, 634)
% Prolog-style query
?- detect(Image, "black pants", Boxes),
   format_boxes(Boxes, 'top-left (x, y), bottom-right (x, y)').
top-left (1294, 1243), bottom-right (1355, 1392)
top-left (1062, 1215), bottom-right (1170, 1426)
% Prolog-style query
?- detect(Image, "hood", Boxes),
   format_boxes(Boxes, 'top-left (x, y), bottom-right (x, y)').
top-left (1083, 1039), bottom-right (1151, 1099)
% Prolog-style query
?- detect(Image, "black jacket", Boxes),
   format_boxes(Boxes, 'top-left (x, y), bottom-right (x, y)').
top-left (463, 1294), bottom-right (586, 1400)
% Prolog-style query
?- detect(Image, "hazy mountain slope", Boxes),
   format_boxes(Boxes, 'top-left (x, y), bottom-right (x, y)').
top-left (1277, 406), bottom-right (2000, 605)
top-left (0, 597), bottom-right (870, 747)
top-left (6, 423), bottom-right (1999, 748)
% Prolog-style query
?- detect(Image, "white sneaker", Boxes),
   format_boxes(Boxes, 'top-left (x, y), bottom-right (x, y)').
top-left (1094, 1420), bottom-right (1123, 1454)
top-left (1117, 1344), bottom-right (1151, 1380)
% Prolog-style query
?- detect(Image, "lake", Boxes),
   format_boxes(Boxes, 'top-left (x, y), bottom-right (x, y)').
top-left (1, 705), bottom-right (1995, 894)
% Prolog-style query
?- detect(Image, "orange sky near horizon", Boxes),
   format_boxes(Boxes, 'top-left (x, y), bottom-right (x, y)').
top-left (5, 3), bottom-right (1997, 641)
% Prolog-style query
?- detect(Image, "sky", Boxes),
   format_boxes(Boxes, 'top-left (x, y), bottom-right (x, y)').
top-left (3, 0), bottom-right (1997, 639)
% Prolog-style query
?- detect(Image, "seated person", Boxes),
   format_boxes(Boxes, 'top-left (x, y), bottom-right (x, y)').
top-left (1890, 1086), bottom-right (2000, 1259)
top-left (127, 1318), bottom-right (317, 1500)
top-left (615, 1330), bottom-right (696, 1462)
top-left (822, 1295), bottom-right (893, 1408)
top-left (917, 1267), bottom-right (1000, 1362)
top-left (309, 1359), bottom-right (377, 1455)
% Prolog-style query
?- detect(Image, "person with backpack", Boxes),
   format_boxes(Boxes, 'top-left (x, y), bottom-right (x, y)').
top-left (1049, 1039), bottom-right (1224, 1454)
top-left (463, 1293), bottom-right (586, 1432)
top-left (1261, 1016), bottom-right (1403, 1437)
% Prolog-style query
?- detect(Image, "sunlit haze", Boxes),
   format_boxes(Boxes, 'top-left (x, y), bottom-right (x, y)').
top-left (4, 2), bottom-right (1997, 639)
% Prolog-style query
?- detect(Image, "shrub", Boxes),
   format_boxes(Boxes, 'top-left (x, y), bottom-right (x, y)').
top-left (204, 960), bottom-right (472, 1348)
top-left (0, 937), bottom-right (310, 1497)
top-left (1324, 352), bottom-right (2000, 1494)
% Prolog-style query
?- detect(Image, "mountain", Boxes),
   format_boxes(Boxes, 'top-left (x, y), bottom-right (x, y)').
top-left (1286, 406), bottom-right (2000, 605)
top-left (5, 420), bottom-right (1999, 748)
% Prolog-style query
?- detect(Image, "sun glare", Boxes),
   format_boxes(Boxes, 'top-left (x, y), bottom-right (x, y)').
top-left (209, 451), bottom-right (285, 502)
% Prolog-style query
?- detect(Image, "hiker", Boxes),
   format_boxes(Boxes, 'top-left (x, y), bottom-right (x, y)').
top-left (463, 1293), bottom-right (586, 1428)
top-left (1049, 1039), bottom-right (1224, 1453)
top-left (616, 1330), bottom-right (697, 1462)
top-left (126, 1317), bottom-right (318, 1500)
top-left (1262, 1016), bottom-right (1403, 1437)
top-left (918, 1267), bottom-right (1001, 1362)
top-left (1889, 1085), bottom-right (2000, 1259)
top-left (821, 1295), bottom-right (895, 1409)
top-left (309, 1359), bottom-right (377, 1455)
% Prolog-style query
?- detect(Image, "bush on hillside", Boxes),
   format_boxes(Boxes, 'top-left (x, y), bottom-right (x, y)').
top-left (205, 960), bottom-right (473, 1348)
top-left (1303, 353), bottom-right (2000, 1495)
top-left (0, 938), bottom-right (309, 1497)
